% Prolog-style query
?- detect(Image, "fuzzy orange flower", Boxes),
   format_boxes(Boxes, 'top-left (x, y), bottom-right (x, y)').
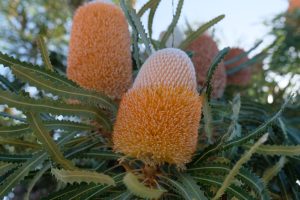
top-left (113, 48), bottom-right (202, 167)
top-left (67, 1), bottom-right (132, 98)
top-left (185, 34), bottom-right (226, 98)
top-left (288, 0), bottom-right (300, 12)
top-left (224, 48), bottom-right (251, 86)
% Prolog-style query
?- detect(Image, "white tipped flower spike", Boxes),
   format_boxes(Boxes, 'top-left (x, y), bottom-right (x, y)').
top-left (133, 48), bottom-right (197, 92)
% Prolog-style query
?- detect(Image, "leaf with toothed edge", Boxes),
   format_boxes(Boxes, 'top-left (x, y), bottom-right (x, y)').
top-left (159, 0), bottom-right (184, 48)
top-left (36, 35), bottom-right (54, 72)
top-left (26, 112), bottom-right (76, 170)
top-left (0, 90), bottom-right (112, 131)
top-left (243, 144), bottom-right (300, 156)
top-left (51, 168), bottom-right (115, 186)
top-left (0, 52), bottom-right (117, 113)
top-left (179, 15), bottom-right (225, 49)
top-left (123, 172), bottom-right (166, 199)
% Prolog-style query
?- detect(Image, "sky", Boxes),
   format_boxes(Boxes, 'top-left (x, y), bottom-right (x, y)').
top-left (136, 0), bottom-right (288, 52)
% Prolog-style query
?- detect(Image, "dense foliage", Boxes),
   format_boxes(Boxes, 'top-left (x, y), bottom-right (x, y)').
top-left (0, 0), bottom-right (299, 199)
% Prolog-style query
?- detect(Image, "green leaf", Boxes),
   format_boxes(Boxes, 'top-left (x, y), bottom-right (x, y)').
top-left (148, 0), bottom-right (161, 47)
top-left (0, 124), bottom-right (31, 137)
top-left (0, 154), bottom-right (32, 162)
top-left (194, 175), bottom-right (255, 200)
top-left (51, 168), bottom-right (115, 186)
top-left (82, 150), bottom-right (123, 160)
top-left (262, 156), bottom-right (287, 184)
top-left (26, 112), bottom-right (76, 170)
top-left (188, 164), bottom-right (270, 200)
top-left (123, 172), bottom-right (166, 199)
top-left (0, 121), bottom-right (93, 138)
top-left (177, 173), bottom-right (208, 200)
top-left (0, 151), bottom-right (46, 198)
top-left (202, 94), bottom-right (213, 143)
top-left (212, 133), bottom-right (268, 200)
top-left (179, 15), bottom-right (225, 49)
top-left (160, 0), bottom-right (184, 48)
top-left (243, 144), bottom-right (300, 156)
top-left (0, 90), bottom-right (112, 131)
top-left (0, 162), bottom-right (17, 176)
top-left (0, 52), bottom-right (116, 112)
top-left (193, 96), bottom-right (291, 164)
top-left (126, 2), bottom-right (153, 55)
top-left (0, 137), bottom-right (41, 149)
top-left (204, 47), bottom-right (230, 100)
top-left (36, 35), bottom-right (53, 72)
top-left (137, 0), bottom-right (160, 17)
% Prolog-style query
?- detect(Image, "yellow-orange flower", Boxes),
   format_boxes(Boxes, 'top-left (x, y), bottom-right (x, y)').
top-left (224, 48), bottom-right (251, 86)
top-left (185, 34), bottom-right (226, 98)
top-left (288, 0), bottom-right (300, 12)
top-left (113, 48), bottom-right (202, 167)
top-left (67, 1), bottom-right (132, 98)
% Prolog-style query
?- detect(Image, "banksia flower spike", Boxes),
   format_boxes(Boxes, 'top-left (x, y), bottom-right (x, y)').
top-left (288, 0), bottom-right (300, 12)
top-left (224, 48), bottom-right (251, 86)
top-left (67, 0), bottom-right (132, 99)
top-left (185, 34), bottom-right (226, 98)
top-left (113, 48), bottom-right (202, 167)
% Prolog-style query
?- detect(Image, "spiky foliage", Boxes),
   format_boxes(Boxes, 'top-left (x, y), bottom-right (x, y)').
top-left (185, 34), bottom-right (227, 98)
top-left (0, 1), bottom-right (299, 200)
top-left (67, 1), bottom-right (132, 98)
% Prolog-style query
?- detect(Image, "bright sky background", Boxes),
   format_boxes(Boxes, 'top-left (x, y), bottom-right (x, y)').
top-left (136, 0), bottom-right (288, 52)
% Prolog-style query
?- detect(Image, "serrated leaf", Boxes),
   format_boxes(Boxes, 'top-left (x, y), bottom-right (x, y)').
top-left (193, 96), bottom-right (291, 164)
top-left (212, 133), bottom-right (268, 200)
top-left (36, 35), bottom-right (53, 72)
top-left (177, 173), bottom-right (208, 200)
top-left (126, 2), bottom-right (153, 55)
top-left (0, 154), bottom-right (32, 162)
top-left (137, 0), bottom-right (160, 17)
top-left (0, 162), bottom-right (17, 176)
top-left (262, 156), bottom-right (287, 184)
top-left (0, 52), bottom-right (116, 112)
top-left (160, 0), bottom-right (184, 48)
top-left (188, 164), bottom-right (270, 200)
top-left (202, 94), bottom-right (213, 143)
top-left (51, 168), bottom-right (115, 186)
top-left (194, 175), bottom-right (255, 200)
top-left (0, 137), bottom-right (41, 149)
top-left (204, 47), bottom-right (230, 100)
top-left (243, 144), bottom-right (300, 156)
top-left (82, 150), bottom-right (123, 160)
top-left (179, 15), bottom-right (225, 49)
top-left (0, 151), bottom-right (46, 198)
top-left (123, 172), bottom-right (166, 199)
top-left (27, 112), bottom-right (76, 170)
top-left (0, 90), bottom-right (112, 131)
top-left (0, 121), bottom-right (93, 138)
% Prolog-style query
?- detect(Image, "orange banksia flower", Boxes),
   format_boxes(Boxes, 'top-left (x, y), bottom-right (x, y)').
top-left (288, 0), bottom-right (300, 12)
top-left (185, 34), bottom-right (226, 98)
top-left (67, 1), bottom-right (132, 98)
top-left (224, 48), bottom-right (251, 86)
top-left (113, 48), bottom-right (202, 167)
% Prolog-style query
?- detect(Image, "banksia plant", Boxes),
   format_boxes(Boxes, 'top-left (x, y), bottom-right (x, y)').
top-left (0, 1), bottom-right (299, 200)
top-left (224, 47), bottom-right (251, 86)
top-left (67, 0), bottom-right (132, 98)
top-left (113, 48), bottom-right (202, 167)
top-left (185, 34), bottom-right (226, 98)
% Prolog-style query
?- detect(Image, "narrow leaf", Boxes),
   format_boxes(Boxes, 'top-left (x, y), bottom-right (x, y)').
top-left (123, 172), bottom-right (166, 199)
top-left (262, 156), bottom-right (287, 184)
top-left (26, 112), bottom-right (76, 170)
top-left (51, 168), bottom-right (115, 186)
top-left (36, 35), bottom-right (53, 71)
top-left (179, 15), bottom-right (225, 49)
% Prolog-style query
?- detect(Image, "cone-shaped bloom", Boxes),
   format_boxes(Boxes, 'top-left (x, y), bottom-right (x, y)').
top-left (224, 48), bottom-right (251, 86)
top-left (113, 48), bottom-right (202, 167)
top-left (185, 35), bottom-right (226, 98)
top-left (288, 0), bottom-right (300, 12)
top-left (67, 1), bottom-right (132, 98)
